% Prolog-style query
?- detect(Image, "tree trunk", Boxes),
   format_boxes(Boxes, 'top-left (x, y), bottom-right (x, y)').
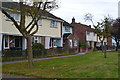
top-left (101, 41), bottom-right (104, 52)
top-left (104, 43), bottom-right (107, 58)
top-left (116, 42), bottom-right (119, 51)
top-left (26, 35), bottom-right (33, 67)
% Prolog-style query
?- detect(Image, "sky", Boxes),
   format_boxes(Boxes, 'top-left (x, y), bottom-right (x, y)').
top-left (51, 0), bottom-right (119, 25)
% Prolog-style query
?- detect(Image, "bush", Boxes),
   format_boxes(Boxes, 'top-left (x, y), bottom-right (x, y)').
top-left (79, 41), bottom-right (87, 48)
top-left (93, 48), bottom-right (98, 51)
top-left (32, 43), bottom-right (45, 50)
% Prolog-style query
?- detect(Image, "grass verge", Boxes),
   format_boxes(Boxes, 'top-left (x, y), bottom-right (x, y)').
top-left (3, 51), bottom-right (118, 78)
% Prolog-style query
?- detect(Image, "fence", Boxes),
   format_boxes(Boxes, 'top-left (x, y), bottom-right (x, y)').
top-left (2, 48), bottom-right (77, 62)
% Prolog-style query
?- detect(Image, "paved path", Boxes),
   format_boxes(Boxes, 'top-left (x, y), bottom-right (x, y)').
top-left (2, 74), bottom-right (30, 78)
top-left (2, 52), bottom-right (86, 65)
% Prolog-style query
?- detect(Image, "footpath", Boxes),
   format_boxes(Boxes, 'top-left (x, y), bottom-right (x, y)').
top-left (2, 52), bottom-right (86, 65)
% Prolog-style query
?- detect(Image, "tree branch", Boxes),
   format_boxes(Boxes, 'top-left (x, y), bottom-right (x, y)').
top-left (2, 9), bottom-right (19, 29)
top-left (26, 2), bottom-right (43, 30)
top-left (30, 24), bottom-right (39, 35)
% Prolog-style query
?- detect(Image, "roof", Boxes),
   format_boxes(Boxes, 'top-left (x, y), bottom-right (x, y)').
top-left (71, 22), bottom-right (94, 32)
top-left (1, 2), bottom-right (63, 22)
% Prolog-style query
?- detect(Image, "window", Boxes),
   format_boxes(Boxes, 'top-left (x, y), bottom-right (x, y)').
top-left (87, 31), bottom-right (90, 35)
top-left (74, 40), bottom-right (78, 47)
top-left (37, 20), bottom-right (42, 26)
top-left (33, 36), bottom-right (41, 43)
top-left (50, 20), bottom-right (57, 28)
top-left (15, 37), bottom-right (22, 48)
top-left (32, 19), bottom-right (42, 26)
top-left (65, 26), bottom-right (70, 32)
top-left (14, 14), bottom-right (19, 21)
top-left (4, 35), bottom-right (9, 49)
top-left (6, 12), bottom-right (19, 21)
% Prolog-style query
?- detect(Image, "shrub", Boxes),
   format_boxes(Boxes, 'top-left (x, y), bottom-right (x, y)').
top-left (93, 48), bottom-right (98, 51)
top-left (32, 43), bottom-right (45, 50)
top-left (79, 41), bottom-right (87, 48)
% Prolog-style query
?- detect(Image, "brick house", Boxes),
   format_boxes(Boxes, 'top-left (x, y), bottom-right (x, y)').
top-left (68, 17), bottom-right (112, 51)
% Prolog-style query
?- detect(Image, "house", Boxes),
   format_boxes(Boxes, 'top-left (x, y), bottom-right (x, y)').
top-left (62, 21), bottom-right (72, 48)
top-left (68, 17), bottom-right (112, 51)
top-left (0, 2), bottom-right (63, 51)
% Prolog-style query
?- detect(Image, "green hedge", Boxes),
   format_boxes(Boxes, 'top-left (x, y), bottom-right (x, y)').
top-left (32, 43), bottom-right (45, 50)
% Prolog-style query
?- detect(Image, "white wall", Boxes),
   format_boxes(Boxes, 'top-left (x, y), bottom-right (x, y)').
top-left (86, 31), bottom-right (97, 42)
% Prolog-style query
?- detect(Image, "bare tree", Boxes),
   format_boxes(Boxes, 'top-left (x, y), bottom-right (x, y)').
top-left (84, 13), bottom-right (112, 58)
top-left (1, 0), bottom-right (58, 66)
top-left (111, 18), bottom-right (120, 51)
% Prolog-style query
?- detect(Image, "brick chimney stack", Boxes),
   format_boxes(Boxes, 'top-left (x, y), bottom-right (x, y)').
top-left (72, 17), bottom-right (75, 23)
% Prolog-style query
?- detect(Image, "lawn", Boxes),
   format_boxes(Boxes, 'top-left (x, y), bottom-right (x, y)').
top-left (2, 51), bottom-right (119, 78)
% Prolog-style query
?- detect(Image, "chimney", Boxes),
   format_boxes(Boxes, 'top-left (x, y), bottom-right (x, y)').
top-left (89, 25), bottom-right (91, 28)
top-left (72, 17), bottom-right (75, 23)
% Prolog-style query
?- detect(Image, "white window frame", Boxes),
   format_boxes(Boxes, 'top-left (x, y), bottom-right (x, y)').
top-left (33, 36), bottom-right (41, 43)
top-left (50, 20), bottom-right (57, 28)
top-left (4, 35), bottom-right (9, 49)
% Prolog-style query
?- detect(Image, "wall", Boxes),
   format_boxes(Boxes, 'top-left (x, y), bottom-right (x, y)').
top-left (0, 9), bottom-right (2, 33)
top-left (1, 11), bottom-right (62, 38)
top-left (86, 31), bottom-right (97, 42)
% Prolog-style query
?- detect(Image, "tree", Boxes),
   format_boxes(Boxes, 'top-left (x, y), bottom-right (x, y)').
top-left (1, 0), bottom-right (58, 66)
top-left (111, 18), bottom-right (120, 51)
top-left (84, 13), bottom-right (112, 58)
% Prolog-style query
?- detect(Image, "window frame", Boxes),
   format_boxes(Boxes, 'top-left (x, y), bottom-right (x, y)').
top-left (33, 36), bottom-right (41, 43)
top-left (4, 35), bottom-right (9, 49)
top-left (50, 20), bottom-right (57, 28)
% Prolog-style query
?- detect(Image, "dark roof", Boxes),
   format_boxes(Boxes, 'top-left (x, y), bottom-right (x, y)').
top-left (2, 2), bottom-right (20, 10)
top-left (1, 2), bottom-right (63, 21)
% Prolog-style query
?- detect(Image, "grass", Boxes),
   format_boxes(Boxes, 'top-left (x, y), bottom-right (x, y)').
top-left (3, 51), bottom-right (119, 78)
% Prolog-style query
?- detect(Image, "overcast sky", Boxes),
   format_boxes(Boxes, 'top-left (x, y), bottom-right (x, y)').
top-left (51, 0), bottom-right (119, 25)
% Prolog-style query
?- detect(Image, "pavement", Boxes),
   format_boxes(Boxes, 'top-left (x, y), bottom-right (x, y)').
top-left (2, 52), bottom-right (86, 65)
top-left (2, 74), bottom-right (29, 78)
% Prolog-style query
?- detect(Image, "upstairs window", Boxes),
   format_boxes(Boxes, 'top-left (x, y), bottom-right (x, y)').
top-left (6, 12), bottom-right (19, 21)
top-left (65, 26), bottom-right (70, 32)
top-left (32, 19), bottom-right (42, 26)
top-left (50, 20), bottom-right (57, 28)
top-left (87, 31), bottom-right (90, 35)
top-left (37, 20), bottom-right (42, 26)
